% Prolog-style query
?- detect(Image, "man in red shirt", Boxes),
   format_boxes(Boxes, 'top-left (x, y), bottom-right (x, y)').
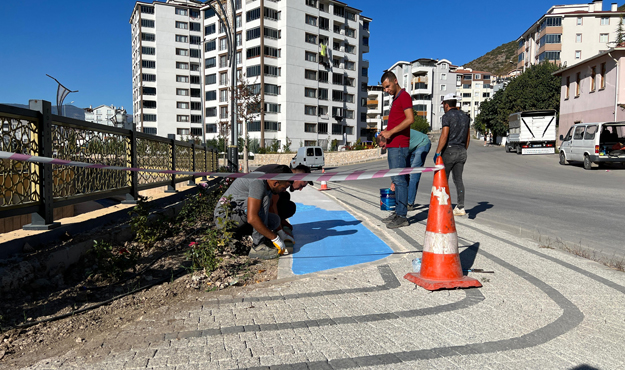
top-left (379, 71), bottom-right (414, 229)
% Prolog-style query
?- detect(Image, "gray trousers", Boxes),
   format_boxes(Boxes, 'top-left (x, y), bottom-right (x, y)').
top-left (442, 146), bottom-right (467, 209)
top-left (215, 196), bottom-right (280, 246)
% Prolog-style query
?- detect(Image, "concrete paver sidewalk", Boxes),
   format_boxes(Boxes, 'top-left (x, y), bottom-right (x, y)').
top-left (21, 185), bottom-right (625, 369)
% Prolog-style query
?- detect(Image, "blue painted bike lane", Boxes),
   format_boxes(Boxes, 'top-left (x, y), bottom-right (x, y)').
top-left (284, 187), bottom-right (394, 275)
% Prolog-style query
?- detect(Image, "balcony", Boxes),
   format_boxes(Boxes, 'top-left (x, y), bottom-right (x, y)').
top-left (361, 59), bottom-right (369, 67)
top-left (367, 99), bottom-right (378, 106)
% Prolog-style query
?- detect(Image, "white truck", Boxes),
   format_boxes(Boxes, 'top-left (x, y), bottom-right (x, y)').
top-left (506, 110), bottom-right (557, 154)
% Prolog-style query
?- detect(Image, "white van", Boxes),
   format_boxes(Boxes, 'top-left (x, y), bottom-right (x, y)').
top-left (559, 122), bottom-right (625, 169)
top-left (290, 146), bottom-right (325, 169)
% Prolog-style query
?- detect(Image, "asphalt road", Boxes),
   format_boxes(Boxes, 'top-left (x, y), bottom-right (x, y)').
top-left (326, 144), bottom-right (625, 260)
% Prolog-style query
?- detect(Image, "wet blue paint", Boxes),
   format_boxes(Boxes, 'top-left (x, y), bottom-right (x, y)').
top-left (289, 203), bottom-right (394, 275)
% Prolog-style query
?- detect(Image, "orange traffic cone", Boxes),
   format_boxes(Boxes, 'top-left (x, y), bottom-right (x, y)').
top-left (404, 156), bottom-right (482, 291)
top-left (319, 180), bottom-right (330, 191)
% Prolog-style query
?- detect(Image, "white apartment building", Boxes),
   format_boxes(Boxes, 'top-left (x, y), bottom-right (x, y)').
top-left (84, 105), bottom-right (131, 129)
top-left (365, 85), bottom-right (383, 137)
top-left (454, 68), bottom-right (495, 123)
top-left (383, 58), bottom-right (458, 131)
top-left (517, 0), bottom-right (625, 71)
top-left (130, 0), bottom-right (371, 150)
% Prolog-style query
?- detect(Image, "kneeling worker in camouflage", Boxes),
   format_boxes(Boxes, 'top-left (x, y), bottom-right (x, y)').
top-left (214, 165), bottom-right (293, 259)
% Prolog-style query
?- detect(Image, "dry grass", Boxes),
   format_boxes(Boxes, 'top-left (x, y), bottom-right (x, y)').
top-left (538, 235), bottom-right (625, 272)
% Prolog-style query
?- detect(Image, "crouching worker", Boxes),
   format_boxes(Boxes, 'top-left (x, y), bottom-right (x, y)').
top-left (214, 165), bottom-right (293, 260)
top-left (256, 164), bottom-right (313, 247)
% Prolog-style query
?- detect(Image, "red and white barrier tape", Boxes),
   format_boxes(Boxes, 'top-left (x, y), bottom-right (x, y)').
top-left (0, 151), bottom-right (443, 182)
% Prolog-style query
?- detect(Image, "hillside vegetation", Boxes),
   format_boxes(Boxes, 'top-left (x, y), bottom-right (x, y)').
top-left (463, 41), bottom-right (518, 76)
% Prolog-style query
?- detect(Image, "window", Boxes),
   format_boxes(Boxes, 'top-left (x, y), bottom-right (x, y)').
top-left (175, 35), bottom-right (188, 43)
top-left (143, 101), bottom-right (156, 108)
top-left (265, 46), bottom-right (279, 58)
top-left (190, 126), bottom-right (202, 134)
top-left (190, 88), bottom-right (200, 97)
top-left (345, 61), bottom-right (354, 70)
top-left (265, 27), bottom-right (280, 39)
top-left (317, 88), bottom-right (328, 100)
top-left (219, 72), bottom-right (228, 85)
top-left (575, 50), bottom-right (581, 60)
top-left (143, 114), bottom-right (157, 122)
top-left (176, 48), bottom-right (188, 56)
top-left (600, 33), bottom-right (609, 43)
top-left (265, 84), bottom-right (280, 95)
top-left (219, 54), bottom-right (228, 68)
top-left (306, 0), bottom-right (317, 7)
top-left (142, 33), bottom-right (155, 42)
top-left (142, 73), bottom-right (156, 82)
top-left (205, 24), bottom-right (216, 35)
top-left (219, 89), bottom-right (228, 102)
top-left (440, 73), bottom-right (447, 81)
top-left (538, 51), bottom-right (560, 62)
top-left (176, 21), bottom-right (188, 29)
top-left (265, 103), bottom-right (280, 113)
top-left (141, 19), bottom-right (154, 28)
top-left (345, 28), bottom-right (355, 38)
top-left (305, 69), bottom-right (317, 80)
top-left (190, 49), bottom-right (200, 58)
top-left (334, 5), bottom-right (345, 17)
top-left (205, 57), bottom-right (216, 68)
top-left (206, 107), bottom-right (216, 117)
top-left (143, 86), bottom-right (156, 95)
top-left (305, 14), bottom-right (317, 26)
top-left (205, 39), bottom-right (216, 51)
top-left (190, 22), bottom-right (201, 32)
top-left (591, 66), bottom-right (596, 92)
top-left (176, 75), bottom-right (189, 83)
top-left (319, 71), bottom-right (328, 83)
top-left (601, 17), bottom-right (610, 26)
top-left (584, 125), bottom-right (598, 140)
top-left (320, 17), bottom-right (329, 30)
top-left (332, 123), bottom-right (342, 134)
top-left (462, 93), bottom-right (472, 98)
top-left (247, 65), bottom-right (261, 77)
top-left (247, 46), bottom-right (261, 59)
top-left (142, 46), bottom-right (155, 55)
top-left (191, 102), bottom-right (201, 110)
top-left (141, 5), bottom-right (154, 14)
top-left (247, 8), bottom-right (261, 22)
top-left (176, 88), bottom-right (189, 96)
top-left (600, 62), bottom-right (606, 89)
top-left (345, 94), bottom-right (354, 103)
top-left (247, 27), bottom-right (260, 40)
top-left (236, 14), bottom-right (242, 28)
top-left (363, 20), bottom-right (369, 31)
top-left (363, 36), bottom-right (369, 46)
top-left (362, 68), bottom-right (368, 77)
top-left (332, 90), bottom-right (343, 102)
top-left (265, 65), bottom-right (280, 77)
top-left (205, 8), bottom-right (215, 18)
top-left (573, 126), bottom-right (585, 140)
top-left (441, 84), bottom-right (446, 91)
top-left (206, 123), bottom-right (217, 133)
top-left (577, 17), bottom-right (582, 25)
top-left (177, 115), bottom-right (189, 122)
top-left (305, 87), bottom-right (316, 98)
top-left (347, 11), bottom-right (356, 21)
top-left (304, 123), bottom-right (317, 133)
top-left (190, 35), bottom-right (201, 45)
top-left (219, 22), bottom-right (227, 34)
top-left (205, 73), bottom-right (216, 85)
top-left (332, 73), bottom-right (343, 85)
top-left (142, 60), bottom-right (155, 68)
top-left (305, 51), bottom-right (316, 62)
top-left (305, 33), bottom-right (317, 44)
top-left (219, 37), bottom-right (227, 50)
top-left (576, 34), bottom-right (582, 43)
top-left (175, 8), bottom-right (187, 16)
top-left (206, 90), bottom-right (216, 100)
top-left (539, 17), bottom-right (562, 30)
top-left (318, 122), bottom-right (328, 134)
top-left (565, 76), bottom-right (570, 99)
top-left (576, 72), bottom-right (581, 97)
top-left (264, 8), bottom-right (280, 21)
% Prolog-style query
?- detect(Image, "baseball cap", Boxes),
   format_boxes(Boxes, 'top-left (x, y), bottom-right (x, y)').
top-left (442, 93), bottom-right (461, 103)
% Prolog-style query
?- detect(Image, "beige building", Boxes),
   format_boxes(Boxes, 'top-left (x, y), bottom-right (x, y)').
top-left (365, 85), bottom-right (384, 138)
top-left (517, 1), bottom-right (625, 71)
top-left (454, 68), bottom-right (494, 123)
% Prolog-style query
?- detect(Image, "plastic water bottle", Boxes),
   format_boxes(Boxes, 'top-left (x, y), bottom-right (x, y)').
top-left (412, 258), bottom-right (422, 273)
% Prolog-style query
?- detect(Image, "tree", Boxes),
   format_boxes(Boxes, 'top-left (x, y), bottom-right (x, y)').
top-left (474, 62), bottom-right (560, 138)
top-left (410, 109), bottom-right (430, 134)
top-left (230, 75), bottom-right (262, 173)
top-left (617, 15), bottom-right (625, 45)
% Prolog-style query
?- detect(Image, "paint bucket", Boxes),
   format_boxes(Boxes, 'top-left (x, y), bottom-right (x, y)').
top-left (380, 188), bottom-right (396, 211)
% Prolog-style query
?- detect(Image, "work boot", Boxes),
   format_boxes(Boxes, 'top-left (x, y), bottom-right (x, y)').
top-left (387, 215), bottom-right (409, 229)
top-left (248, 242), bottom-right (279, 260)
top-left (406, 204), bottom-right (419, 212)
top-left (453, 206), bottom-right (466, 216)
top-left (382, 212), bottom-right (397, 224)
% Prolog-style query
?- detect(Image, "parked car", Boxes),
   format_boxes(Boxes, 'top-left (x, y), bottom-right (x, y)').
top-left (290, 146), bottom-right (324, 169)
top-left (559, 122), bottom-right (625, 170)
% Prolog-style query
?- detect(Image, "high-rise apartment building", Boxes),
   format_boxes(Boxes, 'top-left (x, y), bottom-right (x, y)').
top-left (517, 0), bottom-right (624, 71)
top-left (454, 68), bottom-right (494, 123)
top-left (130, 0), bottom-right (371, 150)
top-left (365, 85), bottom-right (384, 136)
top-left (383, 59), bottom-right (458, 131)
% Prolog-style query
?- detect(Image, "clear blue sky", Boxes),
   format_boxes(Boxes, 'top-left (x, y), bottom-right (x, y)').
top-left (0, 0), bottom-right (608, 113)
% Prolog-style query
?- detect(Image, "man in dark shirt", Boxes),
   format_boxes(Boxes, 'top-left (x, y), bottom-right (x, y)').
top-left (434, 93), bottom-right (471, 216)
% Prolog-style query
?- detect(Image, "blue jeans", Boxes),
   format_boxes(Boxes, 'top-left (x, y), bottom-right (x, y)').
top-left (408, 142), bottom-right (431, 206)
top-left (387, 147), bottom-right (410, 217)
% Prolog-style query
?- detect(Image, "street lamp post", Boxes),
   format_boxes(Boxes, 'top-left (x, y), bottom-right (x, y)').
top-left (204, 0), bottom-right (238, 172)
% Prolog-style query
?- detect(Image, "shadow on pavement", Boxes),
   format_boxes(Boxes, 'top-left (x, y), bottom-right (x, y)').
top-left (408, 208), bottom-right (429, 224)
top-left (466, 201), bottom-right (493, 219)
top-left (459, 242), bottom-right (480, 271)
top-left (293, 220), bottom-right (360, 252)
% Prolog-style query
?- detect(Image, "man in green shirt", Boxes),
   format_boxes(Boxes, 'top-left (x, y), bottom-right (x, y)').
top-left (407, 129), bottom-right (431, 211)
